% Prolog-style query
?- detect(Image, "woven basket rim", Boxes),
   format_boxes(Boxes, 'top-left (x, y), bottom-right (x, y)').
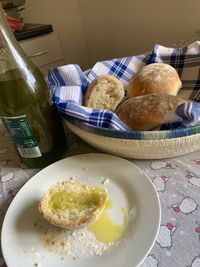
top-left (64, 119), bottom-right (200, 159)
top-left (63, 115), bottom-right (200, 140)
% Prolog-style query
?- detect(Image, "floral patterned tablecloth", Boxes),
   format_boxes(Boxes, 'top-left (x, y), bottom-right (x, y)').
top-left (0, 122), bottom-right (200, 267)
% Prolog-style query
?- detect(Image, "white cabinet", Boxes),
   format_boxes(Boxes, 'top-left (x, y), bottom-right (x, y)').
top-left (19, 32), bottom-right (65, 75)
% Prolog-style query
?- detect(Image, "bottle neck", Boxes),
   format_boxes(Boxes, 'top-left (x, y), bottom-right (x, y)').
top-left (0, 3), bottom-right (35, 75)
top-left (0, 4), bottom-right (20, 51)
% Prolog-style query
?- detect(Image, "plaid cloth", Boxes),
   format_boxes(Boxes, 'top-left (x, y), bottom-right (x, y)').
top-left (47, 41), bottom-right (200, 137)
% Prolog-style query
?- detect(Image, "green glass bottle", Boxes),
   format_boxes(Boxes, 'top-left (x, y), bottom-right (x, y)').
top-left (0, 3), bottom-right (67, 168)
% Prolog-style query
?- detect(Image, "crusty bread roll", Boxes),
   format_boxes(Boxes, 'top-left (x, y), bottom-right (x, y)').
top-left (127, 63), bottom-right (182, 98)
top-left (38, 181), bottom-right (108, 229)
top-left (84, 75), bottom-right (124, 111)
top-left (115, 93), bottom-right (190, 131)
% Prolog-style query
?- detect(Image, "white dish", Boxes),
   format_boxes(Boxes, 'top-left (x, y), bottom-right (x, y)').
top-left (1, 153), bottom-right (161, 267)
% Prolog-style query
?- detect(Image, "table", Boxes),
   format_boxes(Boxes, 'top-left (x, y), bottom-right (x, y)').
top-left (0, 122), bottom-right (200, 267)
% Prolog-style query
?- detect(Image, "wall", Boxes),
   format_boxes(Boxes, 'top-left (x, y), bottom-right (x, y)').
top-left (77, 0), bottom-right (200, 66)
top-left (23, 0), bottom-right (89, 70)
top-left (23, 0), bottom-right (200, 69)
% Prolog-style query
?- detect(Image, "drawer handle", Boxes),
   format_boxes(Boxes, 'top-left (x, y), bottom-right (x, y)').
top-left (28, 50), bottom-right (49, 58)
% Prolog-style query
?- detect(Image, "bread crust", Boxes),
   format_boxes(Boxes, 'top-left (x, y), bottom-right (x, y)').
top-left (127, 63), bottom-right (182, 98)
top-left (38, 181), bottom-right (108, 229)
top-left (115, 93), bottom-right (190, 131)
top-left (84, 75), bottom-right (124, 111)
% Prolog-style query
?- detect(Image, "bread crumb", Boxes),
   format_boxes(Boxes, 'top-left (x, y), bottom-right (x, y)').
top-left (99, 177), bottom-right (110, 185)
top-left (69, 176), bottom-right (78, 181)
top-left (36, 221), bottom-right (116, 259)
top-left (35, 252), bottom-right (41, 258)
top-left (31, 247), bottom-right (37, 253)
top-left (102, 178), bottom-right (110, 185)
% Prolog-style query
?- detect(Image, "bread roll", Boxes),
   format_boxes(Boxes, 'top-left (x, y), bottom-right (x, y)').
top-left (127, 63), bottom-right (182, 98)
top-left (38, 181), bottom-right (108, 229)
top-left (84, 75), bottom-right (124, 111)
top-left (115, 94), bottom-right (190, 131)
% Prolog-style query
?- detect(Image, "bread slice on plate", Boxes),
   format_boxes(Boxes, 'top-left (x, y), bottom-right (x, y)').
top-left (38, 181), bottom-right (108, 229)
top-left (84, 75), bottom-right (125, 111)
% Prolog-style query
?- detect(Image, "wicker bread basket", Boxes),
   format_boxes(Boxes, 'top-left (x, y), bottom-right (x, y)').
top-left (59, 34), bottom-right (200, 160)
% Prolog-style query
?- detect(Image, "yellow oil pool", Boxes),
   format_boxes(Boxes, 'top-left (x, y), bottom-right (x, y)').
top-left (48, 187), bottom-right (107, 212)
top-left (89, 200), bottom-right (129, 243)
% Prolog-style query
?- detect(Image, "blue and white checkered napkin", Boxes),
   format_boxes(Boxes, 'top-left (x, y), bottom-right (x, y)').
top-left (47, 41), bottom-right (200, 132)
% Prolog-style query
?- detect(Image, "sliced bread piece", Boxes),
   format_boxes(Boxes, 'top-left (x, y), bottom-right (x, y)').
top-left (84, 75), bottom-right (125, 111)
top-left (38, 181), bottom-right (108, 229)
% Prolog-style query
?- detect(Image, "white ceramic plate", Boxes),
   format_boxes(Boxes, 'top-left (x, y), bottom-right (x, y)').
top-left (1, 153), bottom-right (161, 267)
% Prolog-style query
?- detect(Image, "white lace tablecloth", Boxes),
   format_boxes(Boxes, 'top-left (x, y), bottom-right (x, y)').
top-left (0, 122), bottom-right (200, 267)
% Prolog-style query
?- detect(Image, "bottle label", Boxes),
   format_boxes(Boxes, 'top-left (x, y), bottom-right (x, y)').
top-left (2, 115), bottom-right (42, 158)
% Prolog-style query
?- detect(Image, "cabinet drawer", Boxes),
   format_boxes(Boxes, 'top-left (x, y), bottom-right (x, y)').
top-left (19, 33), bottom-right (64, 67)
